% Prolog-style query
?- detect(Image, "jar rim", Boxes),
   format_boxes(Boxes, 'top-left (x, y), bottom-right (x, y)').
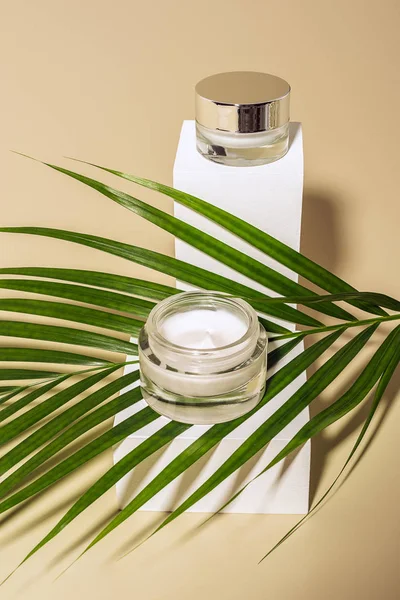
top-left (145, 290), bottom-right (259, 359)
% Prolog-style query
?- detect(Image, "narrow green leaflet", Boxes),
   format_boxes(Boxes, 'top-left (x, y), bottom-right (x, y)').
top-left (27, 332), bottom-right (340, 557)
top-left (0, 366), bottom-right (118, 450)
top-left (269, 313), bottom-right (399, 341)
top-left (0, 298), bottom-right (143, 335)
top-left (262, 336), bottom-right (305, 367)
top-left (0, 369), bottom-right (140, 478)
top-left (0, 376), bottom-right (69, 423)
top-left (0, 376), bottom-right (140, 499)
top-left (0, 321), bottom-right (138, 355)
top-left (143, 325), bottom-right (377, 538)
top-left (0, 267), bottom-right (176, 301)
top-left (46, 163), bottom-right (354, 323)
top-left (236, 291), bottom-right (400, 312)
top-left (0, 387), bottom-right (19, 394)
top-left (0, 228), bottom-right (321, 330)
top-left (84, 162), bottom-right (384, 316)
top-left (0, 278), bottom-right (154, 318)
top-left (0, 369), bottom-right (61, 381)
top-left (0, 385), bottom-right (35, 406)
top-left (261, 336), bottom-right (400, 559)
top-left (0, 347), bottom-right (111, 366)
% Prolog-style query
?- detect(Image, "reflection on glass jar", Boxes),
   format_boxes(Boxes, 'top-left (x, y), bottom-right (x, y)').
top-left (139, 291), bottom-right (268, 424)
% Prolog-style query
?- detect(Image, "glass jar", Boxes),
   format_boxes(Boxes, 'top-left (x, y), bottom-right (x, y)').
top-left (138, 291), bottom-right (268, 425)
top-left (195, 71), bottom-right (291, 167)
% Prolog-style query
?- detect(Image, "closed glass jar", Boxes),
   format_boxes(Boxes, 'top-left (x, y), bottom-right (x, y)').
top-left (195, 71), bottom-right (291, 166)
top-left (138, 291), bottom-right (268, 425)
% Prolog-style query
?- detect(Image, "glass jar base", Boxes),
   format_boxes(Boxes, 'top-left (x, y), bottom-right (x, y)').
top-left (197, 149), bottom-right (288, 167)
top-left (141, 385), bottom-right (266, 425)
top-left (195, 122), bottom-right (289, 167)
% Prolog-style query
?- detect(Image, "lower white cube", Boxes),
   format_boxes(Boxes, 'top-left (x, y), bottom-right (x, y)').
top-left (114, 342), bottom-right (310, 514)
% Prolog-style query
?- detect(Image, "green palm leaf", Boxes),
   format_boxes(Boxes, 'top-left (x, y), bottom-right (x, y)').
top-left (269, 313), bottom-right (399, 341)
top-left (0, 387), bottom-right (20, 395)
top-left (0, 298), bottom-right (143, 335)
top-left (0, 228), bottom-right (319, 330)
top-left (0, 267), bottom-right (176, 301)
top-left (236, 291), bottom-right (400, 312)
top-left (17, 331), bottom-right (340, 559)
top-left (0, 347), bottom-right (111, 366)
top-left (0, 376), bottom-right (69, 423)
top-left (0, 278), bottom-right (154, 318)
top-left (0, 321), bottom-right (138, 355)
top-left (0, 369), bottom-right (62, 381)
top-left (1, 158), bottom-right (399, 578)
top-left (0, 385), bottom-right (37, 405)
top-left (74, 161), bottom-right (385, 316)
top-left (40, 162), bottom-right (356, 322)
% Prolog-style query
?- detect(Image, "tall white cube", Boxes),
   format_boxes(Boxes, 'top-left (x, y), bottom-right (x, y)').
top-left (114, 121), bottom-right (310, 514)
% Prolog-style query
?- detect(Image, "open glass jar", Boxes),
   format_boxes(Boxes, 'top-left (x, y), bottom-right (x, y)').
top-left (138, 291), bottom-right (268, 425)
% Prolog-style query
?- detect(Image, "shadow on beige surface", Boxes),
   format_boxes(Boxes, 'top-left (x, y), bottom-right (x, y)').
top-left (301, 189), bottom-right (400, 505)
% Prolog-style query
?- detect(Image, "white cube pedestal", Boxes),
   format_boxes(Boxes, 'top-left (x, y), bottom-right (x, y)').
top-left (114, 121), bottom-right (310, 514)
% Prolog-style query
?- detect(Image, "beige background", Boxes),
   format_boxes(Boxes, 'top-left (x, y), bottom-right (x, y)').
top-left (0, 0), bottom-right (399, 598)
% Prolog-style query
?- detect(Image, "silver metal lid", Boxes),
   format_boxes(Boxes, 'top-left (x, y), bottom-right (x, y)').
top-left (195, 71), bottom-right (290, 134)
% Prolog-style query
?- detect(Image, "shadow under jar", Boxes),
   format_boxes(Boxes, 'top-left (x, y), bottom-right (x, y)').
top-left (139, 292), bottom-right (268, 425)
top-left (195, 71), bottom-right (291, 166)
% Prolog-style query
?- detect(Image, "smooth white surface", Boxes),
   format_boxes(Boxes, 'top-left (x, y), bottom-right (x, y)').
top-left (174, 120), bottom-right (304, 332)
top-left (160, 307), bottom-right (247, 349)
top-left (114, 120), bottom-right (310, 514)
